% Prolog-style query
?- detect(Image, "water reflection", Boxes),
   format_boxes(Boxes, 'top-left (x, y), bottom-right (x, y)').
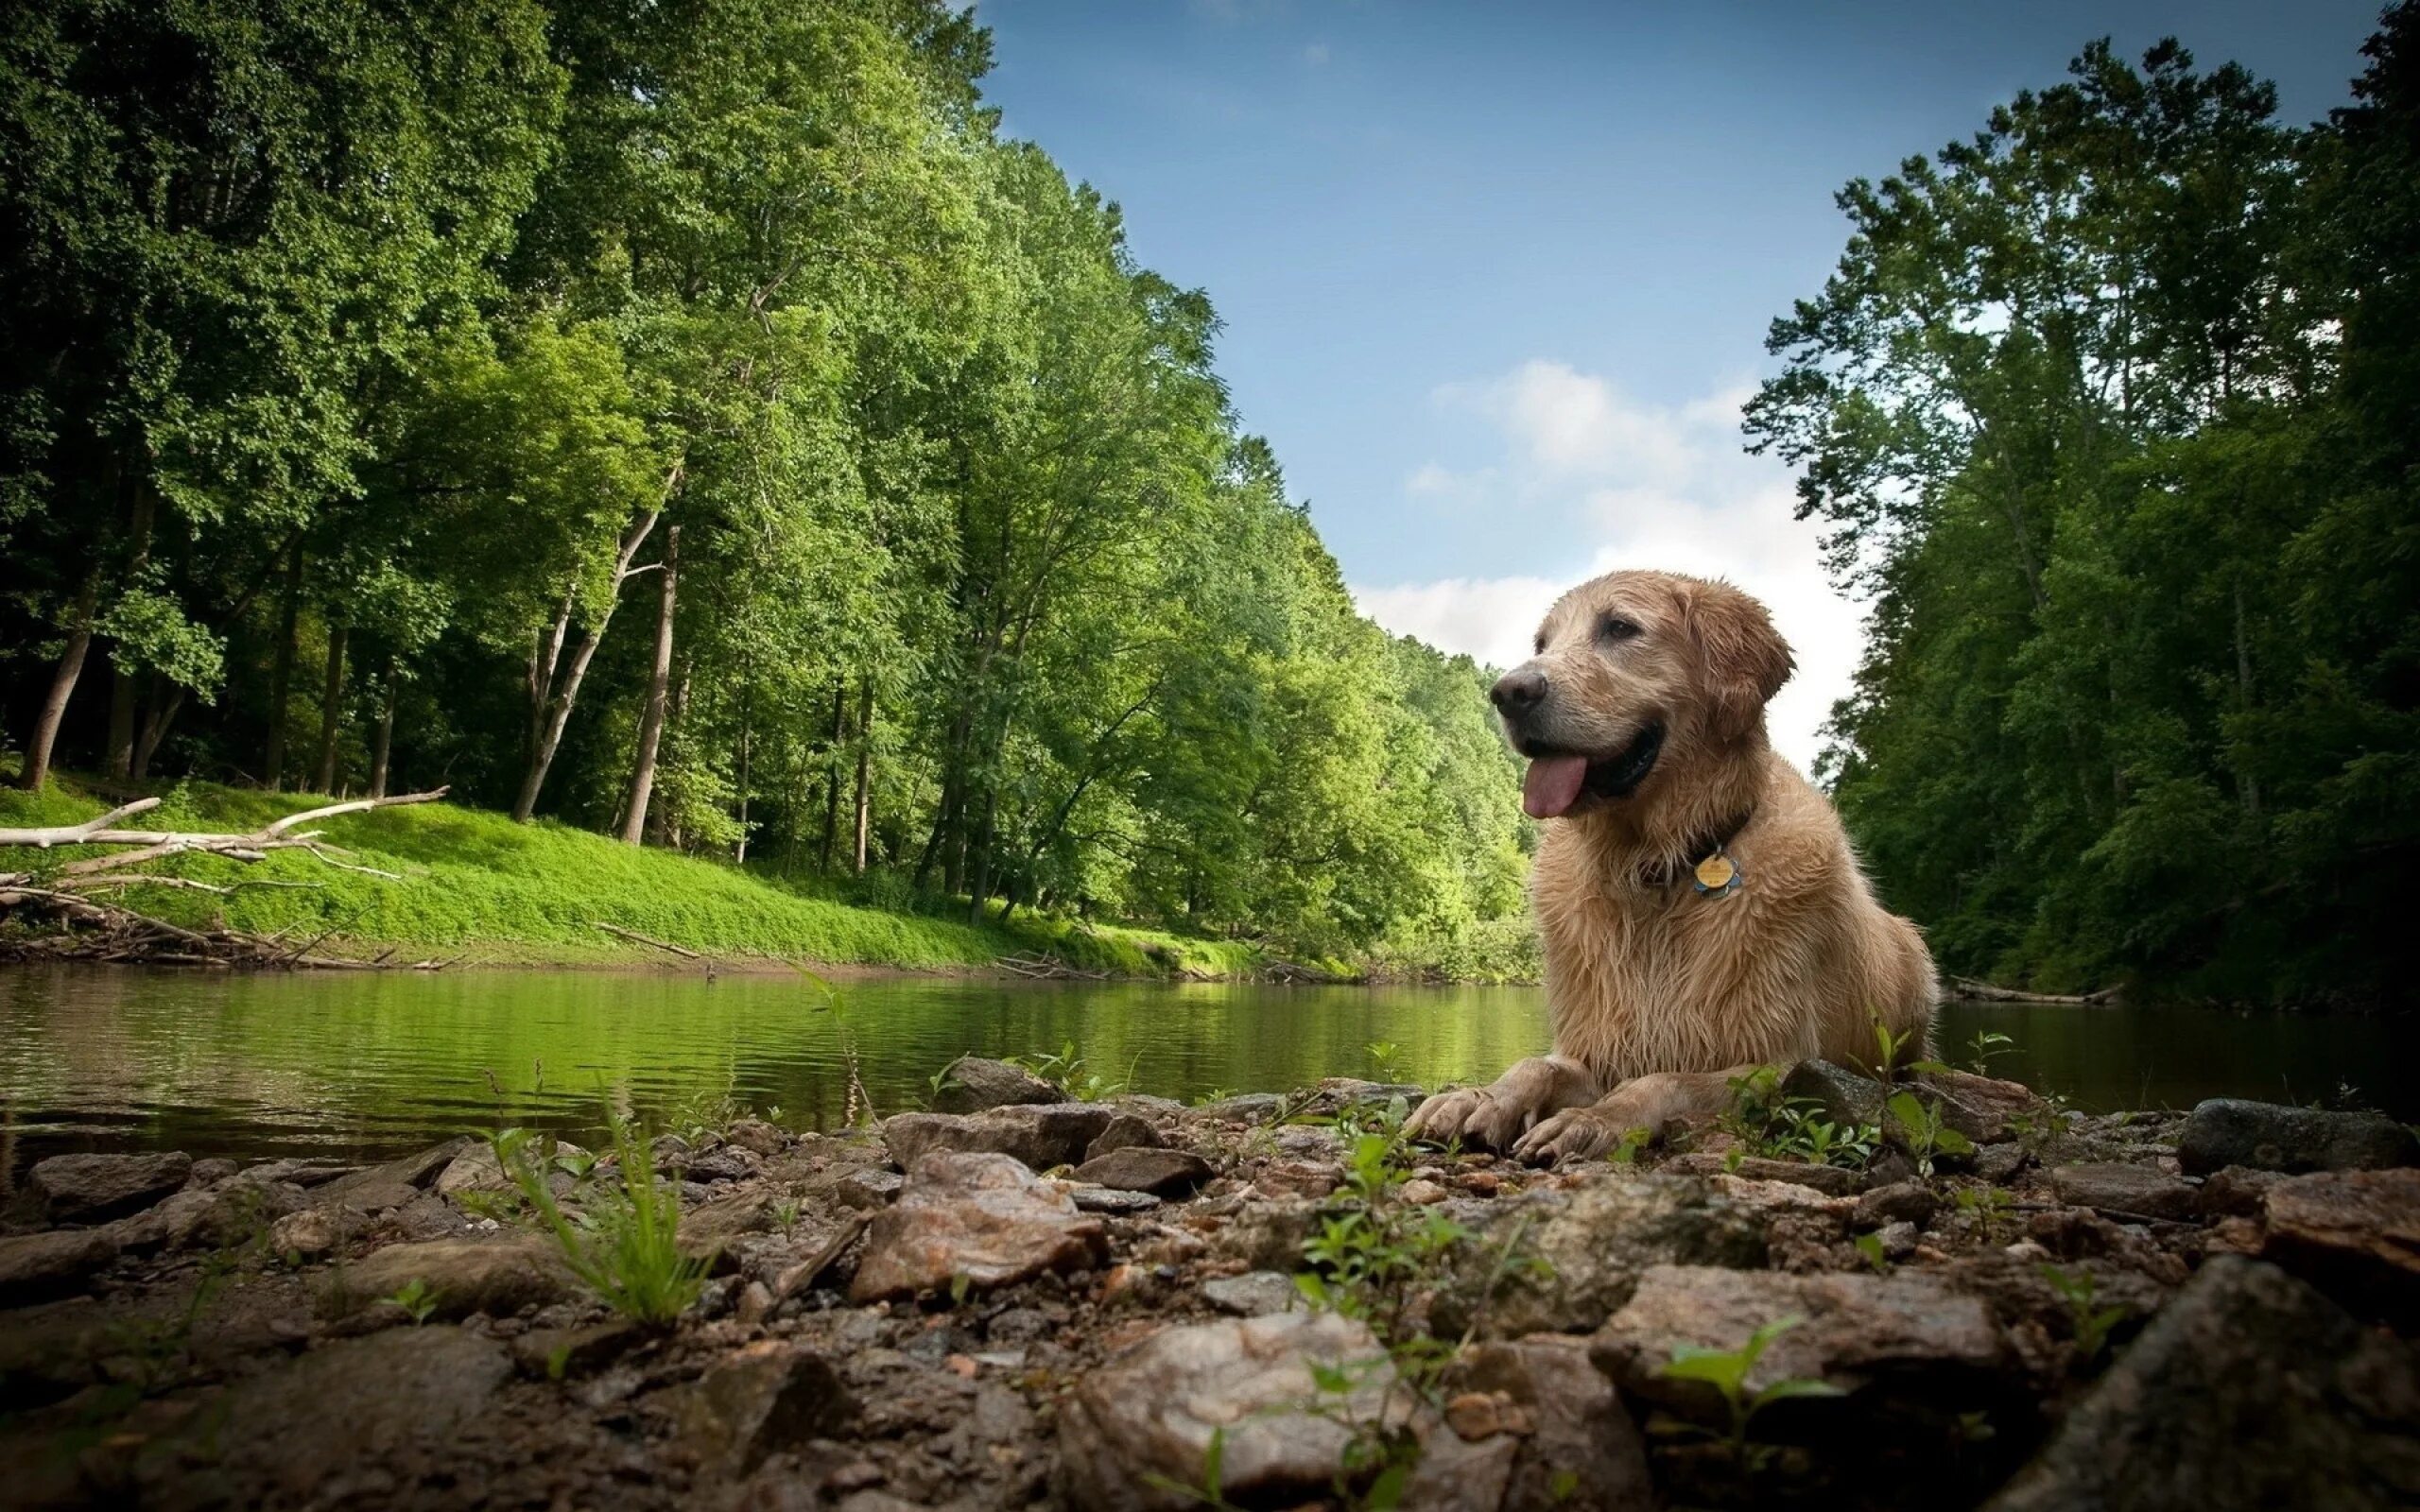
top-left (0, 965), bottom-right (2410, 1162)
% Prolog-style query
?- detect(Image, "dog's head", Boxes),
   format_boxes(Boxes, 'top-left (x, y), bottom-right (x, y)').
top-left (1491, 571), bottom-right (1792, 819)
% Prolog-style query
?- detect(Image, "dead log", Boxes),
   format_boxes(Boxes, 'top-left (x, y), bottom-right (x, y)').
top-left (1945, 975), bottom-right (2120, 1006)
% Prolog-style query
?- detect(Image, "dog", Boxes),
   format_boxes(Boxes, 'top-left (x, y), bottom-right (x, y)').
top-left (1406, 570), bottom-right (1937, 1162)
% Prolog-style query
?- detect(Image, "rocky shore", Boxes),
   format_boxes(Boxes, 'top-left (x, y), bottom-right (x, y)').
top-left (2, 1059), bottom-right (2415, 1511)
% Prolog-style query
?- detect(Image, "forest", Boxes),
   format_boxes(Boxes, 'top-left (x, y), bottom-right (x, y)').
top-left (0, 0), bottom-right (1530, 975)
top-left (1754, 18), bottom-right (2420, 1009)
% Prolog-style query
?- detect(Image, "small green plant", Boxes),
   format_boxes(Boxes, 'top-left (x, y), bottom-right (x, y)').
top-left (1658, 1314), bottom-right (1845, 1458)
top-left (1963, 1030), bottom-right (2015, 1075)
top-left (1953, 1183), bottom-right (2015, 1242)
top-left (1365, 1040), bottom-right (1404, 1081)
top-left (1886, 1090), bottom-right (1975, 1177)
top-left (770, 1197), bottom-right (802, 1232)
top-left (1606, 1125), bottom-right (1651, 1165)
top-left (925, 1064), bottom-right (963, 1108)
top-left (494, 1112), bottom-right (709, 1326)
top-left (1721, 1066), bottom-right (1878, 1168)
top-left (2041, 1264), bottom-right (2130, 1365)
top-left (382, 1277), bottom-right (441, 1326)
top-left (1851, 1232), bottom-right (1893, 1273)
top-left (1871, 1015), bottom-right (1921, 1081)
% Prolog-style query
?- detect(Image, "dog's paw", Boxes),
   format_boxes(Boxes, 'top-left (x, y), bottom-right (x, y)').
top-left (1406, 1087), bottom-right (1532, 1151)
top-left (1512, 1107), bottom-right (1627, 1165)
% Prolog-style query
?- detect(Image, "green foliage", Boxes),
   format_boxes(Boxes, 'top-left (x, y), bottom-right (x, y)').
top-left (1722, 1067), bottom-right (1881, 1169)
top-left (1658, 1314), bottom-right (1847, 1457)
top-left (381, 1278), bottom-right (441, 1327)
top-left (1753, 23), bottom-right (2420, 1009)
top-left (1952, 1184), bottom-right (2016, 1243)
top-left (493, 1117), bottom-right (706, 1326)
top-left (1885, 1091), bottom-right (1977, 1177)
top-left (2041, 1264), bottom-right (2132, 1366)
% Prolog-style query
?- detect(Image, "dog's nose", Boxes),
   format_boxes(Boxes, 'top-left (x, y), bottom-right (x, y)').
top-left (1491, 668), bottom-right (1547, 714)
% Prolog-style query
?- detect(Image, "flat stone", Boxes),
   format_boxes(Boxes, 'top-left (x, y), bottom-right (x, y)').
top-left (880, 1104), bottom-right (1116, 1173)
top-left (1072, 1146), bottom-right (1214, 1197)
top-left (1592, 1264), bottom-right (2011, 1428)
top-left (1917, 1069), bottom-right (2047, 1143)
top-left (1189, 1092), bottom-right (1288, 1125)
top-left (724, 1118), bottom-right (789, 1157)
top-left (1201, 1270), bottom-right (1302, 1316)
top-left (510, 1318), bottom-right (641, 1379)
top-left (1853, 1180), bottom-right (1938, 1230)
top-left (934, 1057), bottom-right (1063, 1113)
top-left (1665, 1153), bottom-right (1863, 1195)
top-left (1068, 1185), bottom-right (1161, 1214)
top-left (849, 1152), bottom-right (1108, 1303)
top-left (315, 1235), bottom-right (575, 1322)
top-left (318, 1138), bottom-right (467, 1209)
top-left (2048, 1162), bottom-right (2205, 1222)
top-left (26, 1152), bottom-right (192, 1223)
top-left (2179, 1098), bottom-right (2420, 1176)
top-left (268, 1206), bottom-right (356, 1261)
top-left (678, 1189), bottom-right (774, 1268)
top-left (831, 1167), bottom-right (905, 1210)
top-left (1984, 1257), bottom-right (2420, 1512)
top-left (1445, 1336), bottom-right (1655, 1512)
top-left (1781, 1060), bottom-right (1890, 1125)
top-left (2262, 1167), bottom-right (2420, 1327)
top-left (1430, 1174), bottom-right (1768, 1338)
top-left (1082, 1111), bottom-right (1166, 1160)
top-left (0, 1228), bottom-right (117, 1306)
top-left (675, 1340), bottom-right (856, 1475)
top-left (1057, 1311), bottom-right (1406, 1511)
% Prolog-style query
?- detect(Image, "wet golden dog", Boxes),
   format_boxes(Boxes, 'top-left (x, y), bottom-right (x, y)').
top-left (1407, 570), bottom-right (1936, 1162)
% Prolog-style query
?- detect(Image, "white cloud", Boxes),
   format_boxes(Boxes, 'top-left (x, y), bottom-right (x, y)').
top-left (1352, 365), bottom-right (1864, 775)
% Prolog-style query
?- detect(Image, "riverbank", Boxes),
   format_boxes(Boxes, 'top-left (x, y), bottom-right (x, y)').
top-left (0, 779), bottom-right (1297, 981)
top-left (1, 1062), bottom-right (2411, 1510)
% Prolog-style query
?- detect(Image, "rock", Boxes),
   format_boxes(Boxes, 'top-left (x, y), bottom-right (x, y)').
top-left (26, 1151), bottom-right (192, 1223)
top-left (2200, 1163), bottom-right (2288, 1216)
top-left (675, 1340), bottom-right (856, 1476)
top-left (1973, 1143), bottom-right (2031, 1182)
top-left (185, 1157), bottom-right (238, 1187)
top-left (1431, 1175), bottom-right (1768, 1337)
top-left (849, 1152), bottom-right (1109, 1303)
top-left (510, 1319), bottom-right (641, 1379)
top-left (268, 1206), bottom-right (354, 1261)
top-left (2048, 1162), bottom-right (2206, 1222)
top-left (2178, 1098), bottom-right (2420, 1176)
top-left (1190, 1092), bottom-right (1288, 1125)
top-left (1215, 1197), bottom-right (1322, 1271)
top-left (724, 1118), bottom-right (789, 1157)
top-left (1083, 1111), bottom-right (1166, 1160)
top-left (831, 1168), bottom-right (905, 1210)
top-left (1853, 1180), bottom-right (1938, 1230)
top-left (1984, 1257), bottom-right (2420, 1512)
top-left (123, 1326), bottom-right (511, 1505)
top-left (2261, 1167), bottom-right (2420, 1327)
top-left (1918, 1069), bottom-right (2047, 1143)
top-left (686, 1145), bottom-right (758, 1183)
top-left (316, 1235), bottom-right (575, 1322)
top-left (1201, 1270), bottom-right (1302, 1316)
top-left (0, 1228), bottom-right (117, 1306)
top-left (317, 1137), bottom-right (467, 1212)
top-left (1781, 1060), bottom-right (1889, 1125)
top-left (1444, 1337), bottom-right (1655, 1512)
top-left (934, 1057), bottom-right (1064, 1113)
top-left (1664, 1153), bottom-right (1862, 1195)
top-left (1072, 1146), bottom-right (1214, 1197)
top-left (880, 1104), bottom-right (1117, 1173)
top-left (1400, 1177), bottom-right (1450, 1205)
top-left (434, 1140), bottom-right (587, 1197)
top-left (1068, 1186), bottom-right (1161, 1214)
top-left (1592, 1264), bottom-right (2011, 1428)
top-left (108, 1175), bottom-right (302, 1254)
top-left (1057, 1311), bottom-right (1407, 1512)
top-left (679, 1189), bottom-right (774, 1267)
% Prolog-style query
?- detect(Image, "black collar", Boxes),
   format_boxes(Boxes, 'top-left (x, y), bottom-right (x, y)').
top-left (1637, 808), bottom-right (1755, 890)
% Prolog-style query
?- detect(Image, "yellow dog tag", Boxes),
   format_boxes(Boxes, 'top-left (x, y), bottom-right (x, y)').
top-left (1693, 850), bottom-right (1740, 898)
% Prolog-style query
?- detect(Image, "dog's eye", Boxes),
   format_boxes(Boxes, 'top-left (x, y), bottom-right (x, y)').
top-left (1599, 615), bottom-right (1642, 644)
top-left (1532, 632), bottom-right (1548, 655)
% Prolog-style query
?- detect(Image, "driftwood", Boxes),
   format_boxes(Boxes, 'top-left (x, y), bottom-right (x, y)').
top-left (0, 788), bottom-right (448, 969)
top-left (995, 952), bottom-right (1111, 981)
top-left (592, 920), bottom-right (705, 960)
top-left (1945, 975), bottom-right (2121, 1006)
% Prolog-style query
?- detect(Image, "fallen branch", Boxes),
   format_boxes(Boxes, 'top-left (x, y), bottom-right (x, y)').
top-left (1945, 975), bottom-right (2119, 1006)
top-left (995, 952), bottom-right (1111, 981)
top-left (593, 921), bottom-right (704, 960)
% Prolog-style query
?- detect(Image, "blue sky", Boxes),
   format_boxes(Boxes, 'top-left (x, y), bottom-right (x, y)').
top-left (975, 0), bottom-right (2386, 766)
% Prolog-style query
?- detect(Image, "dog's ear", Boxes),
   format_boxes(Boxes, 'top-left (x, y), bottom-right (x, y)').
top-left (1685, 579), bottom-right (1793, 741)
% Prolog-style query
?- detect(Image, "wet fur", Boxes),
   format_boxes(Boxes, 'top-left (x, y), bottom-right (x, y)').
top-left (1408, 571), bottom-right (1937, 1162)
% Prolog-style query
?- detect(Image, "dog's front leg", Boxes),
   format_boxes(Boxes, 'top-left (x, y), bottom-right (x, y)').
top-left (1406, 1055), bottom-right (1604, 1151)
top-left (1511, 1066), bottom-right (1753, 1164)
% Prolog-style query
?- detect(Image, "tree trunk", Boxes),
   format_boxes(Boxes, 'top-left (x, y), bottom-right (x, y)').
top-left (104, 483), bottom-right (156, 780)
top-left (17, 574), bottom-right (99, 792)
top-left (264, 536), bottom-right (304, 791)
top-left (513, 503), bottom-right (664, 823)
top-left (851, 677), bottom-right (873, 874)
top-left (618, 524), bottom-right (679, 845)
top-left (819, 680), bottom-right (844, 870)
top-left (965, 782), bottom-right (997, 925)
top-left (734, 691), bottom-right (752, 865)
top-left (2232, 578), bottom-right (2261, 817)
top-left (369, 666), bottom-right (398, 799)
top-left (131, 674), bottom-right (174, 779)
top-left (313, 621), bottom-right (347, 794)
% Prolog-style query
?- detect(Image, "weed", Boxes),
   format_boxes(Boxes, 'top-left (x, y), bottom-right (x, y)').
top-left (1871, 1015), bottom-right (1921, 1081)
top-left (2041, 1264), bottom-right (2130, 1366)
top-left (1851, 1232), bottom-right (1892, 1274)
top-left (1952, 1184), bottom-right (2015, 1242)
top-left (1606, 1125), bottom-right (1651, 1165)
top-left (1365, 1041), bottom-right (1404, 1081)
top-left (770, 1197), bottom-right (803, 1232)
top-left (494, 1113), bottom-right (708, 1326)
top-left (1658, 1314), bottom-right (1845, 1460)
top-left (1962, 1031), bottom-right (2015, 1075)
top-left (1885, 1090), bottom-right (1975, 1177)
top-left (1722, 1066), bottom-right (1879, 1169)
top-left (382, 1277), bottom-right (441, 1326)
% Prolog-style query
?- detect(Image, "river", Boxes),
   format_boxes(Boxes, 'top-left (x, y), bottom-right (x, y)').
top-left (2, 965), bottom-right (2412, 1161)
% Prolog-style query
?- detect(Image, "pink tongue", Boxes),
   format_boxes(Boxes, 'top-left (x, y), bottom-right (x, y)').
top-left (1522, 756), bottom-right (1589, 819)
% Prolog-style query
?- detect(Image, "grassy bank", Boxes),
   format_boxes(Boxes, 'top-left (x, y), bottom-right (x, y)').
top-left (0, 778), bottom-right (1269, 978)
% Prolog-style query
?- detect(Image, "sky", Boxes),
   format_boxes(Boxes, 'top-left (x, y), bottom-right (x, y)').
top-left (974, 0), bottom-right (2386, 769)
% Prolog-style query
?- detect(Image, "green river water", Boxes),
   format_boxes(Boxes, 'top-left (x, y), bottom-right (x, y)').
top-left (2, 965), bottom-right (2411, 1162)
